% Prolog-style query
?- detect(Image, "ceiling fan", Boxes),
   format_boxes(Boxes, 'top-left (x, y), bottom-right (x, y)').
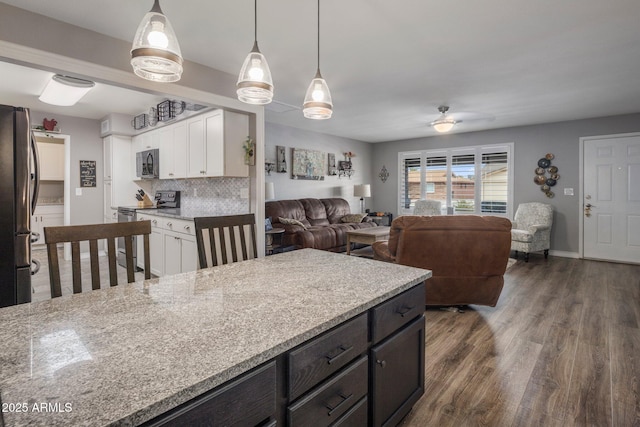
top-left (428, 105), bottom-right (495, 133)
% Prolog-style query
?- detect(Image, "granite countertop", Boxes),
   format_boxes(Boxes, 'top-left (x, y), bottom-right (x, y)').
top-left (0, 249), bottom-right (431, 427)
top-left (134, 208), bottom-right (239, 220)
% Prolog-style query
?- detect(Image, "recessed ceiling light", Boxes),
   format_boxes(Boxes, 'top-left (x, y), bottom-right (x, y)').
top-left (39, 74), bottom-right (95, 106)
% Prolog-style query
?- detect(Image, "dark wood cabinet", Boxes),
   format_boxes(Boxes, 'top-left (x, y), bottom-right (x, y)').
top-left (370, 316), bottom-right (425, 427)
top-left (143, 361), bottom-right (277, 427)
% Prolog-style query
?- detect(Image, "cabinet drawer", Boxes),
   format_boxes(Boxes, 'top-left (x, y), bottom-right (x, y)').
top-left (288, 356), bottom-right (368, 426)
top-left (289, 313), bottom-right (368, 401)
top-left (162, 217), bottom-right (195, 236)
top-left (371, 284), bottom-right (424, 344)
top-left (332, 396), bottom-right (368, 426)
top-left (137, 214), bottom-right (162, 230)
top-left (144, 361), bottom-right (276, 427)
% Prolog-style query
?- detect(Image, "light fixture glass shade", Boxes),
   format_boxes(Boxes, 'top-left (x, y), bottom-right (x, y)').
top-left (303, 70), bottom-right (333, 120)
top-left (265, 182), bottom-right (275, 201)
top-left (237, 42), bottom-right (274, 105)
top-left (432, 119), bottom-right (456, 133)
top-left (353, 184), bottom-right (371, 198)
top-left (131, 0), bottom-right (183, 82)
top-left (39, 74), bottom-right (95, 106)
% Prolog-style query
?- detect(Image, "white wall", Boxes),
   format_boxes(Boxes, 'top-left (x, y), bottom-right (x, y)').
top-left (265, 122), bottom-right (374, 213)
top-left (373, 112), bottom-right (640, 255)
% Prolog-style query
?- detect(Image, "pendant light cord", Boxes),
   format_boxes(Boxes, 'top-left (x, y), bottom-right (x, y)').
top-left (254, 0), bottom-right (258, 43)
top-left (317, 0), bottom-right (320, 71)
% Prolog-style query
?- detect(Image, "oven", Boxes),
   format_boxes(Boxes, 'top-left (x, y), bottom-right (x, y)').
top-left (116, 207), bottom-right (140, 270)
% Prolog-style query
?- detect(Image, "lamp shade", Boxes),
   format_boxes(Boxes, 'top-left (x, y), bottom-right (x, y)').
top-left (303, 70), bottom-right (333, 120)
top-left (432, 119), bottom-right (456, 133)
top-left (237, 42), bottom-right (274, 105)
top-left (39, 74), bottom-right (95, 106)
top-left (265, 182), bottom-right (275, 201)
top-left (354, 184), bottom-right (371, 198)
top-left (131, 0), bottom-right (183, 82)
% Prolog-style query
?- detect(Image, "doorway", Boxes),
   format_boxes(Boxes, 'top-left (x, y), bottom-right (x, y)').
top-left (580, 133), bottom-right (640, 264)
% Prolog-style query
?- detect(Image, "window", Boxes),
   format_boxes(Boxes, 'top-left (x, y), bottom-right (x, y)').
top-left (398, 143), bottom-right (513, 217)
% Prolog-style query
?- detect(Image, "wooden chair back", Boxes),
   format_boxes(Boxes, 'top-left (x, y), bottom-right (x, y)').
top-left (44, 221), bottom-right (152, 298)
top-left (194, 214), bottom-right (257, 268)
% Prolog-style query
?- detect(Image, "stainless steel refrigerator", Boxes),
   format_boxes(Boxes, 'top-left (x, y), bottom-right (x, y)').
top-left (0, 104), bottom-right (40, 307)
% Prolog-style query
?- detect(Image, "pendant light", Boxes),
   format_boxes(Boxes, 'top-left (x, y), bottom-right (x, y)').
top-left (237, 0), bottom-right (274, 104)
top-left (430, 106), bottom-right (457, 133)
top-left (303, 0), bottom-right (333, 120)
top-left (131, 0), bottom-right (183, 83)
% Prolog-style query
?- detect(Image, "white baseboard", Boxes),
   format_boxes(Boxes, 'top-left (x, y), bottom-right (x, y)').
top-left (549, 250), bottom-right (580, 259)
top-left (79, 250), bottom-right (107, 260)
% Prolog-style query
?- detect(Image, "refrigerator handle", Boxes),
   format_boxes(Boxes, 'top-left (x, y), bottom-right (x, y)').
top-left (30, 130), bottom-right (40, 212)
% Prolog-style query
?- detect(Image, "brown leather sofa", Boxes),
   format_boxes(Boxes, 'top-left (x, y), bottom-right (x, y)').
top-left (372, 215), bottom-right (512, 307)
top-left (265, 198), bottom-right (377, 252)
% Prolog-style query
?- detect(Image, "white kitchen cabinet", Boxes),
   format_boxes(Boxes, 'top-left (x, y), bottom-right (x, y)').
top-left (32, 205), bottom-right (64, 246)
top-left (103, 135), bottom-right (137, 211)
top-left (37, 141), bottom-right (65, 181)
top-left (187, 110), bottom-right (249, 178)
top-left (159, 122), bottom-right (187, 179)
top-left (135, 213), bottom-right (196, 276)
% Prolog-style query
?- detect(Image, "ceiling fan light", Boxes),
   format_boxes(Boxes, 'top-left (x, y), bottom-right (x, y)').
top-left (131, 0), bottom-right (183, 83)
top-left (237, 42), bottom-right (274, 105)
top-left (303, 71), bottom-right (333, 120)
top-left (432, 119), bottom-right (456, 133)
top-left (39, 74), bottom-right (95, 106)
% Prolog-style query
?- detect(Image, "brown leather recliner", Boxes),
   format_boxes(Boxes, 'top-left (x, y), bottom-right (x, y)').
top-left (372, 215), bottom-right (512, 307)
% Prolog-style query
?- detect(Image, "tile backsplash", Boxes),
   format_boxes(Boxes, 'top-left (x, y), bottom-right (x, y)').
top-left (146, 177), bottom-right (250, 214)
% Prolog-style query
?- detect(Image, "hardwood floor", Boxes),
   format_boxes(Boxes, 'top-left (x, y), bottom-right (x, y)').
top-left (403, 255), bottom-right (640, 427)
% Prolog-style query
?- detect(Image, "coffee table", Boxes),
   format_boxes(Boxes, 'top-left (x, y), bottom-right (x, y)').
top-left (346, 226), bottom-right (391, 255)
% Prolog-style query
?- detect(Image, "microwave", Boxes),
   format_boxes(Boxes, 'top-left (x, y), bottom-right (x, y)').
top-left (136, 149), bottom-right (159, 179)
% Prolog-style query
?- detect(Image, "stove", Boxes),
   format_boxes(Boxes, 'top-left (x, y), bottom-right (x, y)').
top-left (116, 191), bottom-right (180, 269)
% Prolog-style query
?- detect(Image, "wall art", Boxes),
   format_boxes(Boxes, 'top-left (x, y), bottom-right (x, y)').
top-left (533, 153), bottom-right (559, 198)
top-left (291, 148), bottom-right (325, 180)
top-left (328, 153), bottom-right (337, 175)
top-left (276, 145), bottom-right (287, 173)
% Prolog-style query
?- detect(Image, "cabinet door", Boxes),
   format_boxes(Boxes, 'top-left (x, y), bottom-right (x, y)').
top-left (180, 234), bottom-right (197, 273)
top-left (370, 315), bottom-right (425, 427)
top-left (172, 122), bottom-right (188, 178)
top-left (110, 136), bottom-right (135, 207)
top-left (104, 181), bottom-right (112, 218)
top-left (187, 116), bottom-right (205, 177)
top-left (38, 142), bottom-right (65, 181)
top-left (150, 229), bottom-right (163, 277)
top-left (164, 232), bottom-right (182, 276)
top-left (103, 137), bottom-right (112, 180)
top-left (159, 127), bottom-right (174, 179)
top-left (203, 111), bottom-right (224, 177)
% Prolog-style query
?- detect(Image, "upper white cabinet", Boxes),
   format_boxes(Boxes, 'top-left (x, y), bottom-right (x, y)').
top-left (159, 122), bottom-right (187, 179)
top-left (187, 110), bottom-right (249, 178)
top-left (37, 141), bottom-right (65, 181)
top-left (103, 135), bottom-right (137, 209)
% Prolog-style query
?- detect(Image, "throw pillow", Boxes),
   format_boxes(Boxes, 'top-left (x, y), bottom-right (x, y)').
top-left (341, 213), bottom-right (368, 223)
top-left (278, 217), bottom-right (307, 229)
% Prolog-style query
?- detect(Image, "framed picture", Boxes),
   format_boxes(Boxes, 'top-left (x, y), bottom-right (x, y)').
top-left (265, 217), bottom-right (273, 231)
top-left (328, 153), bottom-right (337, 175)
top-left (291, 148), bottom-right (325, 180)
top-left (276, 145), bottom-right (287, 173)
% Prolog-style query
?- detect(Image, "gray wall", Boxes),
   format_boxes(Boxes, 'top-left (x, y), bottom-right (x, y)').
top-left (265, 122), bottom-right (373, 213)
top-left (373, 112), bottom-right (640, 255)
top-left (31, 111), bottom-right (103, 226)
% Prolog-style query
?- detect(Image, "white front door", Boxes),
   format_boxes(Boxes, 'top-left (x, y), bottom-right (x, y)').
top-left (582, 134), bottom-right (640, 263)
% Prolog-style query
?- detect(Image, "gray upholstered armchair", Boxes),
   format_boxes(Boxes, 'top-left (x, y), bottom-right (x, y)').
top-left (413, 199), bottom-right (442, 215)
top-left (511, 202), bottom-right (553, 262)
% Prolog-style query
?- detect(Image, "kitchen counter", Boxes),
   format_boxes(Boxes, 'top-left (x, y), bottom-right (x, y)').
top-left (133, 207), bottom-right (243, 221)
top-left (0, 249), bottom-right (431, 426)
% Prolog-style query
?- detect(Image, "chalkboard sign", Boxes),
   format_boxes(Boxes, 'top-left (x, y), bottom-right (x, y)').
top-left (79, 160), bottom-right (96, 188)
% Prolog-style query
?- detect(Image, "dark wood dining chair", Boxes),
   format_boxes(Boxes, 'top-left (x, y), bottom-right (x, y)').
top-left (194, 214), bottom-right (258, 268)
top-left (44, 221), bottom-right (152, 298)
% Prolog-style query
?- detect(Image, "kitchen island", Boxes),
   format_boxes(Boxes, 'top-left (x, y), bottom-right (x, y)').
top-left (0, 249), bottom-right (431, 426)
